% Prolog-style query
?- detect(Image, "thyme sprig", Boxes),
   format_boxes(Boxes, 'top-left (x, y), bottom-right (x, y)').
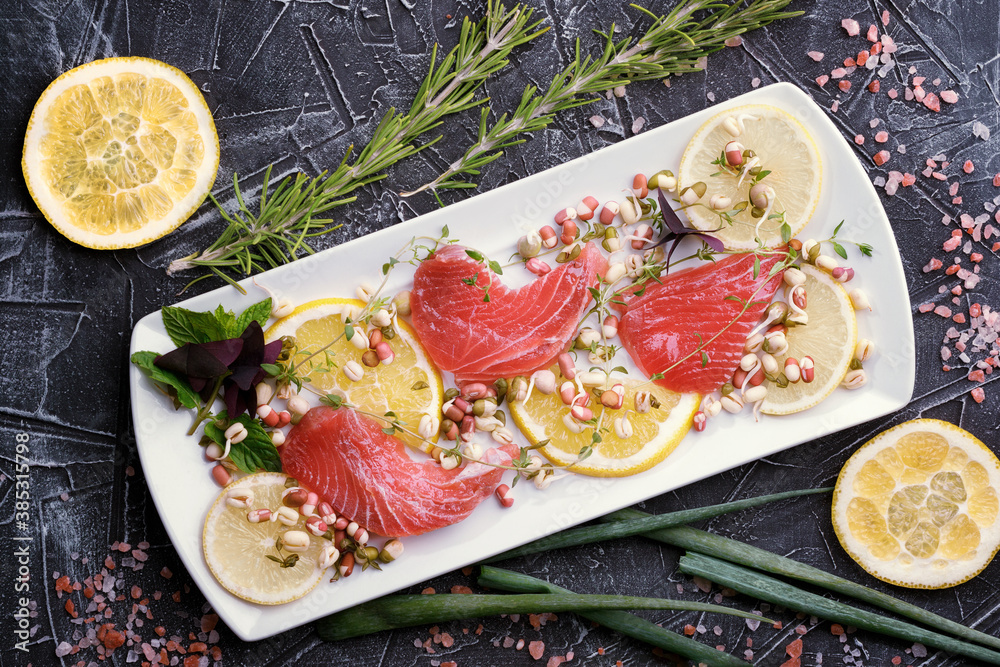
top-left (403, 0), bottom-right (801, 196)
top-left (167, 2), bottom-right (546, 291)
top-left (821, 220), bottom-right (874, 258)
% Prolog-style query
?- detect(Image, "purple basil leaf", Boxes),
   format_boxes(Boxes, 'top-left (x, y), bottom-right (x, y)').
top-left (658, 190), bottom-right (688, 236)
top-left (263, 339), bottom-right (282, 365)
top-left (696, 232), bottom-right (726, 253)
top-left (155, 343), bottom-right (234, 380)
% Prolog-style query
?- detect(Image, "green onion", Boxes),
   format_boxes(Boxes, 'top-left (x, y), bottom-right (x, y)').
top-left (483, 487), bottom-right (831, 564)
top-left (477, 566), bottom-right (749, 667)
top-left (316, 589), bottom-right (772, 642)
top-left (678, 553), bottom-right (1000, 666)
top-left (605, 511), bottom-right (1000, 652)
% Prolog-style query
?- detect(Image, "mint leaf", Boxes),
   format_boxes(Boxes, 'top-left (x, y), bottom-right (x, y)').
top-left (131, 351), bottom-right (200, 409)
top-left (205, 413), bottom-right (282, 473)
top-left (214, 305), bottom-right (239, 338)
top-left (235, 298), bottom-right (273, 335)
top-left (161, 307), bottom-right (227, 345)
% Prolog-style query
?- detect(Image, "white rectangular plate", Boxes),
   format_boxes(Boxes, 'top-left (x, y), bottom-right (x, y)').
top-left (130, 82), bottom-right (914, 641)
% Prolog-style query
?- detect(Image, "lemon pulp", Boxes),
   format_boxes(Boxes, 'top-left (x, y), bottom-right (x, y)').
top-left (832, 419), bottom-right (1000, 589)
top-left (22, 57), bottom-right (219, 249)
top-left (760, 264), bottom-right (857, 415)
top-left (509, 369), bottom-right (700, 477)
top-left (265, 298), bottom-right (443, 452)
top-left (677, 104), bottom-right (822, 250)
top-left (203, 472), bottom-right (325, 605)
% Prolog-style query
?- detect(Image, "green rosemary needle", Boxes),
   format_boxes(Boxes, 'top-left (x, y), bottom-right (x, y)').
top-left (402, 0), bottom-right (802, 196)
top-left (167, 1), bottom-right (547, 291)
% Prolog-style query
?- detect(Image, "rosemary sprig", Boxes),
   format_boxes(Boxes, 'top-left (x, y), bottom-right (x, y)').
top-left (167, 2), bottom-right (547, 291)
top-left (403, 0), bottom-right (801, 196)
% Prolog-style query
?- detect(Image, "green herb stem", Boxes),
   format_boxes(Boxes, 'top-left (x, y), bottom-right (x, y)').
top-left (476, 566), bottom-right (750, 667)
top-left (605, 513), bottom-right (1000, 652)
top-left (168, 2), bottom-right (547, 290)
top-left (678, 553), bottom-right (1000, 666)
top-left (482, 487), bottom-right (831, 564)
top-left (315, 590), bottom-right (770, 642)
top-left (405, 0), bottom-right (801, 195)
top-left (187, 375), bottom-right (224, 436)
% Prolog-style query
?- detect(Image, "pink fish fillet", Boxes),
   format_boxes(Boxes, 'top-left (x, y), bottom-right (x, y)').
top-left (280, 406), bottom-right (515, 537)
top-left (617, 252), bottom-right (785, 394)
top-left (410, 242), bottom-right (607, 383)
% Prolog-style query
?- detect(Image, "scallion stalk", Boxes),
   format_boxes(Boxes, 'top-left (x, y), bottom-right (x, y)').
top-left (604, 510), bottom-right (1000, 652)
top-left (483, 487), bottom-right (831, 564)
top-left (678, 553), bottom-right (1000, 666)
top-left (316, 590), bottom-right (771, 642)
top-left (476, 566), bottom-right (750, 667)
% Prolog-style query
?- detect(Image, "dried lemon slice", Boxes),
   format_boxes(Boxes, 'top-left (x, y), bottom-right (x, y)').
top-left (677, 104), bottom-right (821, 250)
top-left (832, 419), bottom-right (1000, 589)
top-left (760, 264), bottom-right (857, 415)
top-left (265, 298), bottom-right (443, 452)
top-left (509, 369), bottom-right (699, 477)
top-left (22, 57), bottom-right (219, 249)
top-left (204, 472), bottom-right (325, 605)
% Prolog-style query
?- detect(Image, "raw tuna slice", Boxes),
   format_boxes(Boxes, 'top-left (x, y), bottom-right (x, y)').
top-left (618, 253), bottom-right (785, 394)
top-left (411, 243), bottom-right (607, 383)
top-left (280, 407), bottom-right (515, 537)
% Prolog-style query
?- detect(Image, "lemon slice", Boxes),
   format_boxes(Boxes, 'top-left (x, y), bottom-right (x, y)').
top-left (22, 57), bottom-right (219, 249)
top-left (509, 370), bottom-right (700, 477)
top-left (832, 419), bottom-right (1000, 589)
top-left (204, 472), bottom-right (325, 604)
top-left (760, 264), bottom-right (857, 415)
top-left (265, 298), bottom-right (443, 452)
top-left (677, 104), bottom-right (821, 250)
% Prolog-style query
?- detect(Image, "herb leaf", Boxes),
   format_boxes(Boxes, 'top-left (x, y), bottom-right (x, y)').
top-left (235, 298), bottom-right (273, 336)
top-left (161, 307), bottom-right (227, 346)
top-left (130, 351), bottom-right (200, 409)
top-left (832, 241), bottom-right (848, 260)
top-left (205, 414), bottom-right (282, 474)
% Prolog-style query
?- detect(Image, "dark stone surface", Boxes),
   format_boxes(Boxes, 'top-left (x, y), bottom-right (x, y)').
top-left (3, 0), bottom-right (1000, 665)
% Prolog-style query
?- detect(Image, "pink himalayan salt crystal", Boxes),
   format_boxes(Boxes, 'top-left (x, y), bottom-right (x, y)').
top-left (964, 160), bottom-right (975, 174)
top-left (924, 92), bottom-right (941, 112)
top-left (816, 74), bottom-right (829, 87)
top-left (993, 173), bottom-right (1000, 187)
top-left (941, 347), bottom-right (952, 361)
top-left (919, 303), bottom-right (934, 313)
top-left (887, 88), bottom-right (898, 99)
top-left (902, 173), bottom-right (916, 186)
top-left (972, 387), bottom-right (986, 403)
top-left (831, 67), bottom-right (847, 79)
top-left (831, 100), bottom-right (840, 112)
top-left (881, 9), bottom-right (890, 25)
top-left (875, 131), bottom-right (889, 143)
top-left (934, 306), bottom-right (953, 318)
top-left (873, 150), bottom-right (890, 166)
top-left (923, 258), bottom-right (943, 272)
top-left (842, 18), bottom-right (860, 36)
top-left (854, 134), bottom-right (865, 145)
top-left (808, 51), bottom-right (824, 61)
top-left (940, 90), bottom-right (959, 103)
top-left (867, 24), bottom-right (879, 41)
top-left (870, 118), bottom-right (881, 128)
top-left (529, 641), bottom-right (545, 660)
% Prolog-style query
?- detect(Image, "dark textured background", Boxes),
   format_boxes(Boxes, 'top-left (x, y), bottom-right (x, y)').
top-left (3, 0), bottom-right (1000, 665)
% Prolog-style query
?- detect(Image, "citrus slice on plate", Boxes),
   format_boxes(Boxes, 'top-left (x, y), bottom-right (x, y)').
top-left (832, 419), bottom-right (1000, 589)
top-left (204, 472), bottom-right (325, 605)
top-left (22, 57), bottom-right (219, 249)
top-left (760, 264), bottom-right (857, 415)
top-left (265, 298), bottom-right (443, 452)
top-left (509, 371), bottom-right (700, 477)
top-left (677, 104), bottom-right (821, 250)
